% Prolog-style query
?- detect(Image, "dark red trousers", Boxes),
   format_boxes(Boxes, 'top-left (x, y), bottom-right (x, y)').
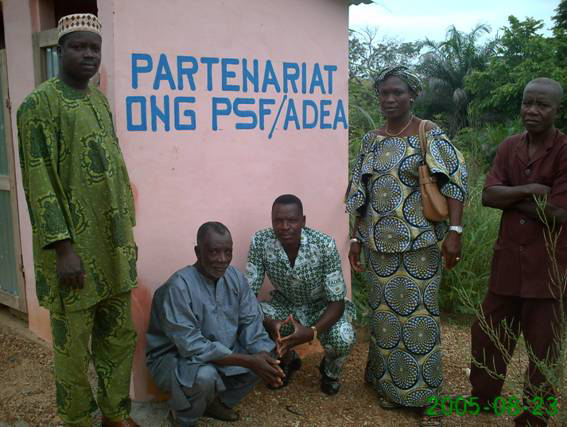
top-left (470, 292), bottom-right (564, 427)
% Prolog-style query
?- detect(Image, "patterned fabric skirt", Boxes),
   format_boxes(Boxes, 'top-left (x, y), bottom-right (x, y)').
top-left (365, 244), bottom-right (443, 407)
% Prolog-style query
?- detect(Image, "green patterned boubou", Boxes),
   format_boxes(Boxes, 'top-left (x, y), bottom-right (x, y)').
top-left (17, 77), bottom-right (137, 313)
top-left (17, 77), bottom-right (138, 426)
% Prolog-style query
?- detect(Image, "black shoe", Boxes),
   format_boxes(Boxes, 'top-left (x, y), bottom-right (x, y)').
top-left (267, 351), bottom-right (302, 390)
top-left (319, 358), bottom-right (340, 395)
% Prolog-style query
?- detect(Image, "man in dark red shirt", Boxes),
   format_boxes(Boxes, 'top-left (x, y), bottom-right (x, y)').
top-left (470, 77), bottom-right (567, 427)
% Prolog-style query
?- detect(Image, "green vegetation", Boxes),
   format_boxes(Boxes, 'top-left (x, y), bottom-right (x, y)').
top-left (348, 1), bottom-right (567, 319)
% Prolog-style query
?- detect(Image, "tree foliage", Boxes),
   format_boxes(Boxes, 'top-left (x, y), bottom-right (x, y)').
top-left (553, 0), bottom-right (567, 36)
top-left (553, 0), bottom-right (567, 68)
top-left (348, 28), bottom-right (421, 80)
top-left (417, 24), bottom-right (497, 135)
top-left (465, 15), bottom-right (567, 129)
top-left (349, 5), bottom-right (567, 137)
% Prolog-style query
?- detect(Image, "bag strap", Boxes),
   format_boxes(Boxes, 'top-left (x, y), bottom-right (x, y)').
top-left (418, 119), bottom-right (429, 163)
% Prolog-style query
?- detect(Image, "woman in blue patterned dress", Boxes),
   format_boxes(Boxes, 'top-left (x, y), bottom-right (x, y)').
top-left (346, 66), bottom-right (468, 426)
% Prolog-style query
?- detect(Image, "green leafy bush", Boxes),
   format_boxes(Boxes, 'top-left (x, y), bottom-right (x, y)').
top-left (439, 177), bottom-right (500, 313)
top-left (454, 120), bottom-right (522, 173)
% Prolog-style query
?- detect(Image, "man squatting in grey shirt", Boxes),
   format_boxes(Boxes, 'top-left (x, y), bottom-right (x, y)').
top-left (146, 222), bottom-right (285, 426)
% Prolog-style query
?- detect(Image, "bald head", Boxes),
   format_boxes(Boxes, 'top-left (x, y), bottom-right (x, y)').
top-left (196, 221), bottom-right (231, 246)
top-left (521, 77), bottom-right (563, 134)
top-left (524, 78), bottom-right (564, 107)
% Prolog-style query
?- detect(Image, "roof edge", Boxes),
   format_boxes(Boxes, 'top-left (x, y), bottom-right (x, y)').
top-left (348, 0), bottom-right (373, 5)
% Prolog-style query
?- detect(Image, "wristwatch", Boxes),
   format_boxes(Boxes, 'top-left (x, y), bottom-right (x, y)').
top-left (448, 225), bottom-right (463, 234)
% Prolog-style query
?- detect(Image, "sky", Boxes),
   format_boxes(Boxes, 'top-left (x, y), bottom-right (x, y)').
top-left (349, 0), bottom-right (559, 43)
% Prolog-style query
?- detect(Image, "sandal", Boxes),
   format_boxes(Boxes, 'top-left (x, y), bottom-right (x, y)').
top-left (378, 395), bottom-right (399, 410)
top-left (167, 410), bottom-right (182, 427)
top-left (420, 410), bottom-right (443, 427)
top-left (204, 397), bottom-right (240, 422)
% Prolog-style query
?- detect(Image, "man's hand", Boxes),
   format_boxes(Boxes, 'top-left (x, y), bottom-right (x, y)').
top-left (523, 183), bottom-right (551, 196)
top-left (53, 240), bottom-right (85, 289)
top-left (214, 352), bottom-right (284, 388)
top-left (264, 317), bottom-right (284, 355)
top-left (348, 241), bottom-right (364, 272)
top-left (483, 184), bottom-right (550, 210)
top-left (247, 352), bottom-right (285, 388)
top-left (442, 231), bottom-right (462, 271)
top-left (279, 315), bottom-right (314, 356)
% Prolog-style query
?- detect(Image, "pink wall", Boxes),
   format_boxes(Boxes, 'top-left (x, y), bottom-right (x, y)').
top-left (6, 0), bottom-right (351, 402)
top-left (103, 0), bottom-right (351, 400)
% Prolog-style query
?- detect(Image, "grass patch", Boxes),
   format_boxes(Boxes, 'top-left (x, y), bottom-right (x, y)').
top-left (439, 177), bottom-right (500, 313)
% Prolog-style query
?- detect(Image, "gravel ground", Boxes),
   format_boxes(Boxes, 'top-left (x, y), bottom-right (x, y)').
top-left (0, 311), bottom-right (544, 427)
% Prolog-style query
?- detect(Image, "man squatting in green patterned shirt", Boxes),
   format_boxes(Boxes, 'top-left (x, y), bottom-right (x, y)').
top-left (246, 194), bottom-right (356, 395)
top-left (17, 14), bottom-right (138, 427)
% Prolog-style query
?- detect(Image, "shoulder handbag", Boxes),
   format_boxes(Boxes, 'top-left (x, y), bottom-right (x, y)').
top-left (418, 120), bottom-right (449, 222)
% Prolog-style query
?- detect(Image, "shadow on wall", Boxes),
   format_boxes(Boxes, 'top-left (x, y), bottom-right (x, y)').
top-left (131, 284), bottom-right (169, 401)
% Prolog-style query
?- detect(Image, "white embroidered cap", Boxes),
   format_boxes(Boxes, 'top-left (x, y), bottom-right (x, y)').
top-left (57, 13), bottom-right (102, 42)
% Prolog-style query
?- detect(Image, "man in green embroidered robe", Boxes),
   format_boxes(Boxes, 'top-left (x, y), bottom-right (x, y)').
top-left (17, 13), bottom-right (139, 427)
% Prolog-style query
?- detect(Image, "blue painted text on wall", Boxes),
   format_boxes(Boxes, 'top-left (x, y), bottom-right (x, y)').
top-left (125, 54), bottom-right (348, 138)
